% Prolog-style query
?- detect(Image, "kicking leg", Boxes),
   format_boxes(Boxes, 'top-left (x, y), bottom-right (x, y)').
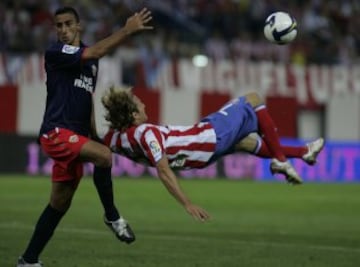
top-left (236, 135), bottom-right (325, 165)
top-left (242, 93), bottom-right (302, 184)
top-left (245, 92), bottom-right (287, 162)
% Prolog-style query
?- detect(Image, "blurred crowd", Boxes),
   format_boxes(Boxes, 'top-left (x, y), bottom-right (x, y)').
top-left (1, 0), bottom-right (360, 65)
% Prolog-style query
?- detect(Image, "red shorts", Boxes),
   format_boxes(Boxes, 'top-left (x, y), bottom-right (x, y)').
top-left (39, 127), bottom-right (89, 182)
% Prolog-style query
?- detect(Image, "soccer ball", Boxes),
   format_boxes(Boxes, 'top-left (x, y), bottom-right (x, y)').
top-left (264, 12), bottom-right (297, 45)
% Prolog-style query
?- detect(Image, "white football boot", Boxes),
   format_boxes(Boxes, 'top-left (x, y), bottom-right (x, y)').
top-left (302, 138), bottom-right (325, 165)
top-left (270, 159), bottom-right (303, 184)
top-left (17, 257), bottom-right (43, 267)
top-left (104, 216), bottom-right (136, 244)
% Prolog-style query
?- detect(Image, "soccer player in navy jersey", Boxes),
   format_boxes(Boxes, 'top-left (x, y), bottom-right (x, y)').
top-left (17, 7), bottom-right (153, 267)
top-left (99, 87), bottom-right (324, 221)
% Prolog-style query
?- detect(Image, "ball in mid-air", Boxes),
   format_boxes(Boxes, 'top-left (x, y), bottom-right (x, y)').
top-left (264, 11), bottom-right (297, 45)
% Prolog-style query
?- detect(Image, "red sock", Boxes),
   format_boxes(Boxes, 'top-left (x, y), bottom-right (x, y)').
top-left (256, 140), bottom-right (308, 159)
top-left (255, 106), bottom-right (286, 161)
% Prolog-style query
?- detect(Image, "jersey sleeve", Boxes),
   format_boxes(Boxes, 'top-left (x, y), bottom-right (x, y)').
top-left (139, 127), bottom-right (165, 165)
top-left (102, 129), bottom-right (114, 147)
top-left (45, 42), bottom-right (85, 70)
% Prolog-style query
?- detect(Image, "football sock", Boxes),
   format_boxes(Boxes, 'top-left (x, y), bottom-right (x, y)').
top-left (22, 204), bottom-right (65, 263)
top-left (255, 139), bottom-right (307, 158)
top-left (255, 105), bottom-right (287, 162)
top-left (93, 166), bottom-right (120, 221)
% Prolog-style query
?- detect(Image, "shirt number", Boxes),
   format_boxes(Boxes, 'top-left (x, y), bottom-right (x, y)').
top-left (219, 103), bottom-right (233, 116)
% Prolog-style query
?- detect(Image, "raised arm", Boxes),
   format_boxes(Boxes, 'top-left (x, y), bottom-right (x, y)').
top-left (156, 156), bottom-right (210, 222)
top-left (83, 8), bottom-right (153, 60)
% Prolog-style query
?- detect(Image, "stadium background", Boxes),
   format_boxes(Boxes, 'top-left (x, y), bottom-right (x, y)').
top-left (1, 1), bottom-right (360, 267)
top-left (0, 0), bottom-right (359, 181)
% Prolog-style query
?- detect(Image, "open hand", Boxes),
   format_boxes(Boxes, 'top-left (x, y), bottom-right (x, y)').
top-left (185, 204), bottom-right (210, 222)
top-left (124, 8), bottom-right (153, 34)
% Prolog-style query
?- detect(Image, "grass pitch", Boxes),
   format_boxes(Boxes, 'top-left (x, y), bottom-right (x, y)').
top-left (1, 175), bottom-right (360, 267)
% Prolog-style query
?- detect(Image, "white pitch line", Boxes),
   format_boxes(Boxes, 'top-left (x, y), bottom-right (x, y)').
top-left (1, 221), bottom-right (359, 254)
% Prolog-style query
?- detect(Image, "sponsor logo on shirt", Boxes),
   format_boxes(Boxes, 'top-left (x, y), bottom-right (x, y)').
top-left (62, 44), bottom-right (80, 54)
top-left (74, 74), bottom-right (94, 93)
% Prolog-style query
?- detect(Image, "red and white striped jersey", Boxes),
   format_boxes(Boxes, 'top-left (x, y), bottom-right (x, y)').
top-left (103, 122), bottom-right (216, 169)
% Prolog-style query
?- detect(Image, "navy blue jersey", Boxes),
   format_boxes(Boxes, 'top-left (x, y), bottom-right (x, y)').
top-left (39, 42), bottom-right (98, 137)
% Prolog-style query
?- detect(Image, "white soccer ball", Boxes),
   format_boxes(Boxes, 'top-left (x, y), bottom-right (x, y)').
top-left (264, 12), bottom-right (297, 45)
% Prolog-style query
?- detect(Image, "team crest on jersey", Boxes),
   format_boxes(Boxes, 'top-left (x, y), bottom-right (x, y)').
top-left (149, 140), bottom-right (161, 155)
top-left (91, 65), bottom-right (97, 76)
top-left (62, 44), bottom-right (80, 54)
top-left (69, 135), bottom-right (79, 143)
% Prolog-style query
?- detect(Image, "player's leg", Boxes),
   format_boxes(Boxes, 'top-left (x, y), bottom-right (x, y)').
top-left (93, 165), bottom-right (136, 244)
top-left (19, 179), bottom-right (78, 266)
top-left (93, 166), bottom-right (119, 220)
top-left (244, 92), bottom-right (302, 184)
top-left (79, 139), bottom-right (112, 167)
top-left (244, 92), bottom-right (286, 161)
top-left (56, 133), bottom-right (121, 229)
top-left (79, 140), bottom-right (119, 220)
top-left (80, 140), bottom-right (118, 220)
top-left (18, 128), bottom-right (87, 266)
top-left (235, 134), bottom-right (325, 165)
top-left (80, 139), bottom-right (135, 243)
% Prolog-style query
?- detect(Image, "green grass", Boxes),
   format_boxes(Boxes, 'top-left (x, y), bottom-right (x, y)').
top-left (1, 175), bottom-right (360, 267)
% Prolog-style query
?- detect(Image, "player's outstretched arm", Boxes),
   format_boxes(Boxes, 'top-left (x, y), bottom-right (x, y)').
top-left (83, 8), bottom-right (153, 60)
top-left (156, 156), bottom-right (210, 222)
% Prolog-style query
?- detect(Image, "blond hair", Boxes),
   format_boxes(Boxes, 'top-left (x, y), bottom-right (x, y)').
top-left (101, 86), bottom-right (138, 131)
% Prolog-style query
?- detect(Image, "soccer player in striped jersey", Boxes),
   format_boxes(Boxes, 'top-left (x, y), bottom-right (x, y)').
top-left (17, 7), bottom-right (153, 267)
top-left (100, 87), bottom-right (324, 220)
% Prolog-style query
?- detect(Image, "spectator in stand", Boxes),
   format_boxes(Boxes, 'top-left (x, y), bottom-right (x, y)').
top-left (204, 30), bottom-right (229, 61)
top-left (2, 0), bottom-right (360, 64)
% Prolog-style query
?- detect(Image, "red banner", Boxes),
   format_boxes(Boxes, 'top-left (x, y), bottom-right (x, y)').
top-left (0, 85), bottom-right (18, 133)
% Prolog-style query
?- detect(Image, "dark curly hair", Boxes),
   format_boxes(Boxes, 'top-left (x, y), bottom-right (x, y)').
top-left (101, 86), bottom-right (138, 131)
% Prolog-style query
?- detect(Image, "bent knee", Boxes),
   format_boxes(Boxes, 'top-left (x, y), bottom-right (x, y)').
top-left (96, 149), bottom-right (112, 168)
top-left (81, 141), bottom-right (113, 168)
top-left (245, 92), bottom-right (264, 108)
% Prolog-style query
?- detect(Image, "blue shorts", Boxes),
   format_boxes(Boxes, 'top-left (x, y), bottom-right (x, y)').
top-left (201, 96), bottom-right (258, 163)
